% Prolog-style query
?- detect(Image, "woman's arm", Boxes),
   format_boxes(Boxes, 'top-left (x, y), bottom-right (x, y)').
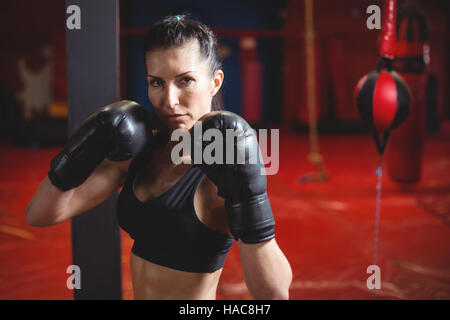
top-left (201, 179), bottom-right (292, 299)
top-left (238, 238), bottom-right (292, 300)
top-left (27, 100), bottom-right (152, 227)
top-left (26, 158), bottom-right (131, 227)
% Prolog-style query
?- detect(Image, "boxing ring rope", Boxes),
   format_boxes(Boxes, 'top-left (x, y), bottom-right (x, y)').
top-left (120, 27), bottom-right (390, 39)
top-left (120, 27), bottom-right (286, 38)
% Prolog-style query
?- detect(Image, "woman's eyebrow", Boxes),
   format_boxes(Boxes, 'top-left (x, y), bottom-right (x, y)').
top-left (147, 71), bottom-right (196, 78)
top-left (175, 71), bottom-right (195, 77)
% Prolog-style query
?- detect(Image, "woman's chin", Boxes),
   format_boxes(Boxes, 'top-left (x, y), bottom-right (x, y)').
top-left (167, 122), bottom-right (190, 132)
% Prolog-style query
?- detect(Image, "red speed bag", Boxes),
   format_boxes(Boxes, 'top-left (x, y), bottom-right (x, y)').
top-left (355, 70), bottom-right (410, 134)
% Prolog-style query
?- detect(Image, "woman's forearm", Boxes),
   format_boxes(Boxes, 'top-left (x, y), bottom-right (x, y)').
top-left (26, 177), bottom-right (75, 227)
top-left (238, 239), bottom-right (293, 300)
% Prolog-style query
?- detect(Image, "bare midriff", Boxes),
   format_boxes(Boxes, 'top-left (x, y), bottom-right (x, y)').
top-left (130, 251), bottom-right (223, 300)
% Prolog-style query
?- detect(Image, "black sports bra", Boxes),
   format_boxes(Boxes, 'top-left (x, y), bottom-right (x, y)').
top-left (116, 144), bottom-right (235, 273)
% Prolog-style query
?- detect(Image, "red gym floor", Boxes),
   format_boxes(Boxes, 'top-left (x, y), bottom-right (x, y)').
top-left (0, 131), bottom-right (449, 300)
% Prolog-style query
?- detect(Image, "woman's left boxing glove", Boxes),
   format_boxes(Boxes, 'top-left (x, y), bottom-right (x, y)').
top-left (190, 111), bottom-right (275, 244)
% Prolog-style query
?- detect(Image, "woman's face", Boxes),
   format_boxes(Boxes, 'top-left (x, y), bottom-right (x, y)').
top-left (145, 39), bottom-right (223, 131)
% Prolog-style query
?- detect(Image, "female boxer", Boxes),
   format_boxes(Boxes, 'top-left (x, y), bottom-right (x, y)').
top-left (26, 15), bottom-right (292, 300)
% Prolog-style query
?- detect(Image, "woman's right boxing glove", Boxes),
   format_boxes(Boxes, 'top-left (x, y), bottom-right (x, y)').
top-left (48, 100), bottom-right (152, 191)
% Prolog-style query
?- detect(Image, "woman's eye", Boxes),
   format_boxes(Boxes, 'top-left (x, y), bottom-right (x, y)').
top-left (149, 79), bottom-right (163, 87)
top-left (180, 77), bottom-right (194, 85)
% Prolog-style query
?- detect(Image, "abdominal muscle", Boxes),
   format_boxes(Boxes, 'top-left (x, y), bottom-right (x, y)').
top-left (130, 251), bottom-right (223, 300)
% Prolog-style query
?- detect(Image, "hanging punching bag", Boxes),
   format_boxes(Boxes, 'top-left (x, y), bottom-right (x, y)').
top-left (385, 4), bottom-right (429, 184)
top-left (354, 0), bottom-right (411, 155)
top-left (240, 37), bottom-right (263, 125)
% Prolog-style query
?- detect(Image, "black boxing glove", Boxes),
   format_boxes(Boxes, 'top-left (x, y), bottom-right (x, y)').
top-left (48, 100), bottom-right (152, 191)
top-left (190, 111), bottom-right (275, 244)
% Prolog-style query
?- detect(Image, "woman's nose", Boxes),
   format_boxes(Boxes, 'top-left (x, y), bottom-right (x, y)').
top-left (165, 85), bottom-right (179, 110)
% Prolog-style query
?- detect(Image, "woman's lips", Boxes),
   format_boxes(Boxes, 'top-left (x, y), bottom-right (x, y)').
top-left (165, 114), bottom-right (187, 121)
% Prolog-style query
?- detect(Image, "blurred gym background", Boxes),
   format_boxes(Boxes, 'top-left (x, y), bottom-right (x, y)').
top-left (1, 0), bottom-right (448, 146)
top-left (0, 0), bottom-right (449, 300)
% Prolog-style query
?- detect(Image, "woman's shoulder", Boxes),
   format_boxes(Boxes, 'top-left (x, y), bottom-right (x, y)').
top-left (194, 175), bottom-right (230, 235)
top-left (196, 175), bottom-right (224, 207)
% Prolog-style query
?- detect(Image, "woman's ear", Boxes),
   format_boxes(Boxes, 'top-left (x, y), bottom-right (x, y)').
top-left (211, 69), bottom-right (224, 96)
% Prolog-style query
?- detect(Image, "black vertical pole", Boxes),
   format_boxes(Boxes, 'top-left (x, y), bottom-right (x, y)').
top-left (65, 0), bottom-right (122, 299)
